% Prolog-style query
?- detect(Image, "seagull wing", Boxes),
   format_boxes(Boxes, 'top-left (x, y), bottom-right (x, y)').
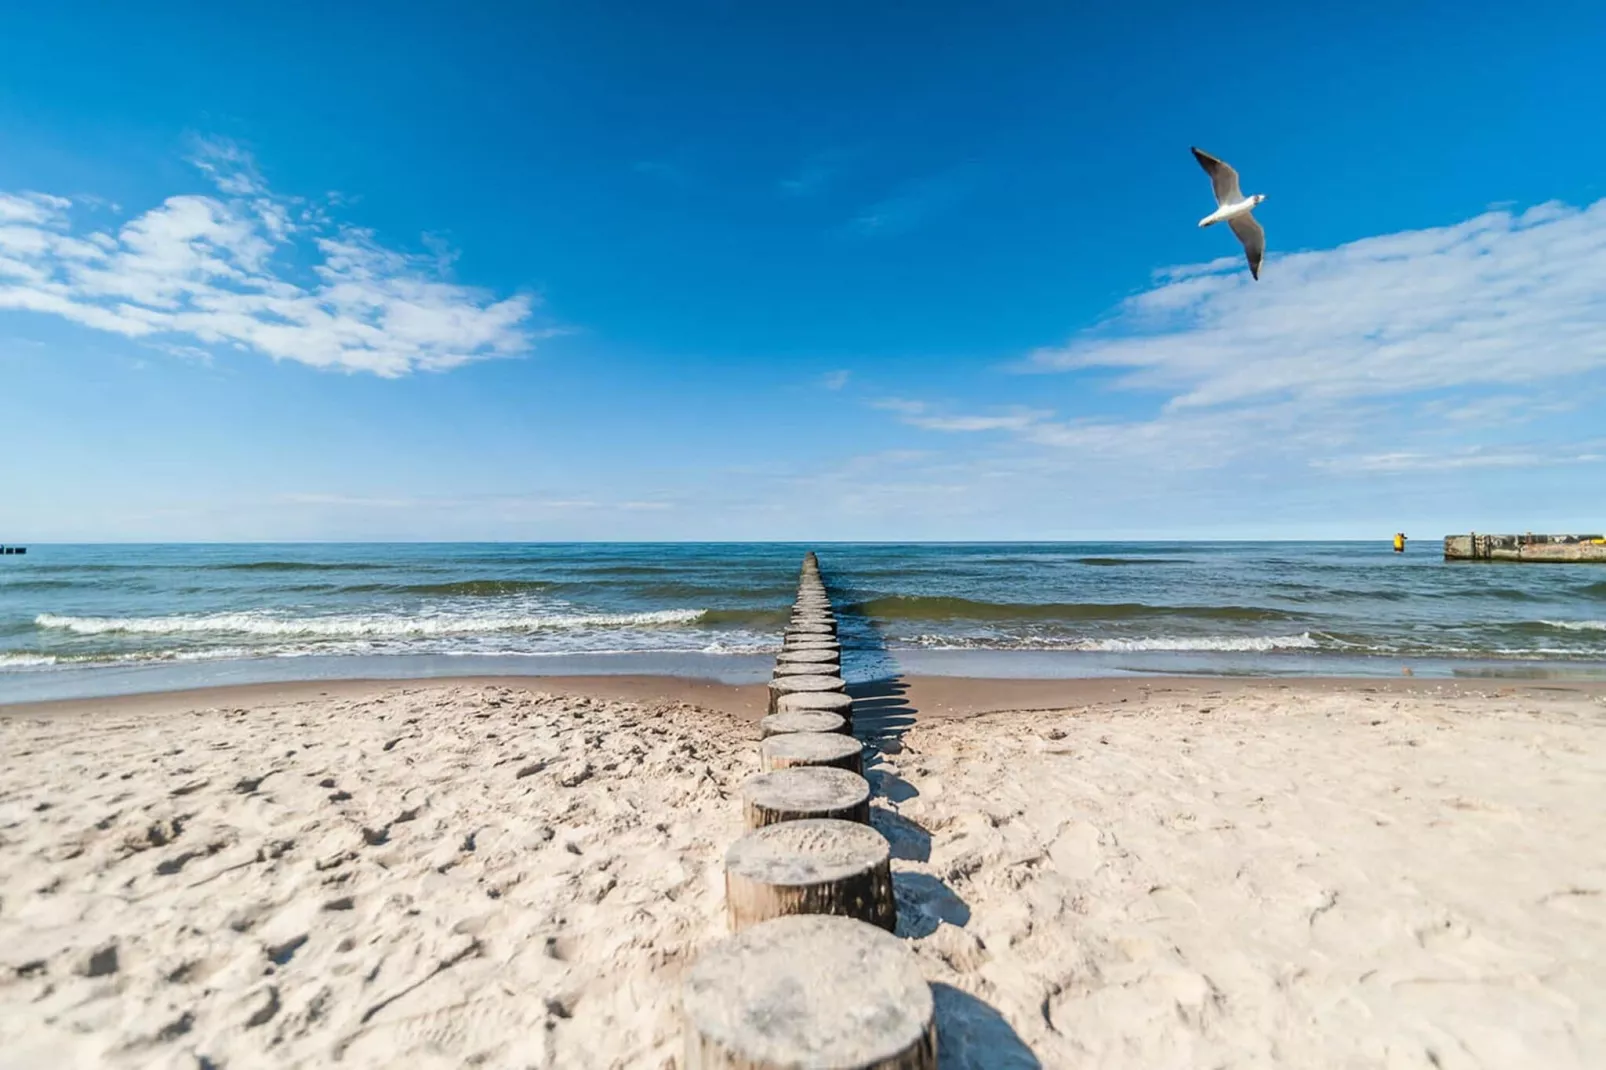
top-left (1229, 212), bottom-right (1265, 280)
top-left (1191, 146), bottom-right (1244, 207)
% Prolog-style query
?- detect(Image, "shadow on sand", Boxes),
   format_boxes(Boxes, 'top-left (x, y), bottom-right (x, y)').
top-left (833, 595), bottom-right (1040, 1068)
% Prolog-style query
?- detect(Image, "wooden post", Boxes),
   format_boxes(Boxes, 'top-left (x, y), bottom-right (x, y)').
top-left (681, 914), bottom-right (935, 1069)
top-left (772, 661), bottom-right (841, 678)
top-left (741, 767), bottom-right (870, 828)
top-left (774, 691), bottom-right (854, 722)
top-left (761, 732), bottom-right (863, 774)
top-left (767, 673), bottom-right (846, 714)
top-left (782, 636), bottom-right (839, 650)
top-left (724, 819), bottom-right (894, 932)
top-left (759, 711), bottom-right (848, 738)
top-left (776, 649), bottom-right (840, 666)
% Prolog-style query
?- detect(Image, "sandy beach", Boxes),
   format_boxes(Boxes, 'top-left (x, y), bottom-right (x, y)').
top-left (3, 675), bottom-right (1604, 1068)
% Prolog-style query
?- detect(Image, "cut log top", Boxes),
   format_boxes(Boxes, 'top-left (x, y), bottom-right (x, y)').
top-left (741, 766), bottom-right (870, 827)
top-left (726, 819), bottom-right (889, 887)
top-left (775, 691), bottom-right (854, 716)
top-left (760, 731), bottom-right (863, 773)
top-left (682, 914), bottom-right (935, 1070)
top-left (768, 673), bottom-right (846, 694)
top-left (772, 662), bottom-right (841, 679)
top-left (776, 648), bottom-right (840, 665)
top-left (759, 711), bottom-right (848, 737)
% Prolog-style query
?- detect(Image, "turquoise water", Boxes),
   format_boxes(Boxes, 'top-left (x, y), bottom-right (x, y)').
top-left (2, 542), bottom-right (1604, 700)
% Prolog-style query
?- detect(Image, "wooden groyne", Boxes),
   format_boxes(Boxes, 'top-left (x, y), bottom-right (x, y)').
top-left (0, 546), bottom-right (26, 555)
top-left (1444, 533), bottom-right (1606, 563)
top-left (681, 553), bottom-right (938, 1069)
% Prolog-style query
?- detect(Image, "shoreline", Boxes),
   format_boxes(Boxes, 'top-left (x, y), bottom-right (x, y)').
top-left (4, 645), bottom-right (1606, 708)
top-left (6, 671), bottom-right (1605, 721)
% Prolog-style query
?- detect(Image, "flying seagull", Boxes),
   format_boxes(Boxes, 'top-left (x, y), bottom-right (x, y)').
top-left (1191, 146), bottom-right (1265, 280)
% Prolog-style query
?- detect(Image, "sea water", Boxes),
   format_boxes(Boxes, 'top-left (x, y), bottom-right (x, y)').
top-left (2, 542), bottom-right (1603, 701)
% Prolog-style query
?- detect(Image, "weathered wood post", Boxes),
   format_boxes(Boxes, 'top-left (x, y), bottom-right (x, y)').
top-left (760, 731), bottom-right (863, 774)
top-left (774, 690), bottom-right (854, 723)
top-left (724, 818), bottom-right (895, 931)
top-left (741, 766), bottom-right (870, 828)
top-left (767, 672), bottom-right (847, 715)
top-left (681, 914), bottom-right (936, 1069)
top-left (758, 710), bottom-right (849, 737)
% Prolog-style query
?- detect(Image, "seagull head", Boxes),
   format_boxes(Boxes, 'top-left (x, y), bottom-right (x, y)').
top-left (1252, 193), bottom-right (1267, 206)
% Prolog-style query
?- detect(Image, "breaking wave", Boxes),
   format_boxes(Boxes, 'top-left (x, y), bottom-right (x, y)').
top-left (34, 609), bottom-right (706, 638)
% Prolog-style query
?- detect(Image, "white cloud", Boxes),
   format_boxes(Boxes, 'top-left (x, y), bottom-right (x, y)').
top-left (1313, 444), bottom-right (1606, 474)
top-left (0, 141), bottom-right (539, 376)
top-left (872, 396), bottom-right (1049, 433)
top-left (908, 409), bottom-right (1049, 433)
top-left (1027, 199), bottom-right (1606, 410)
top-left (821, 369), bottom-right (851, 391)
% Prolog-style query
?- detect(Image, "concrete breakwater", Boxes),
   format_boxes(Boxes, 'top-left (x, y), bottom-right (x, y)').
top-left (1444, 533), bottom-right (1606, 562)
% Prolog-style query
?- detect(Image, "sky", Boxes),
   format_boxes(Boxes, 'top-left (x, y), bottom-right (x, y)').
top-left (2, 1), bottom-right (1604, 542)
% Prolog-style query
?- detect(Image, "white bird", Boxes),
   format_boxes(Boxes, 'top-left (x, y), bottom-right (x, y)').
top-left (1191, 146), bottom-right (1265, 280)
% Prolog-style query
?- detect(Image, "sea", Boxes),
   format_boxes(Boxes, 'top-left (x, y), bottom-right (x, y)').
top-left (2, 542), bottom-right (1604, 702)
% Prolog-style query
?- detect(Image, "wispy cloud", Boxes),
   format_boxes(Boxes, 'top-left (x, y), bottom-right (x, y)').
top-left (1026, 199), bottom-right (1606, 410)
top-left (1313, 443), bottom-right (1606, 474)
top-left (821, 369), bottom-right (851, 391)
top-left (873, 397), bottom-right (1050, 433)
top-left (849, 167), bottom-right (975, 237)
top-left (0, 139), bottom-right (540, 376)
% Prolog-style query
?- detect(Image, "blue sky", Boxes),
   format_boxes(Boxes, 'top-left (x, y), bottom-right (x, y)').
top-left (2, 2), bottom-right (1604, 541)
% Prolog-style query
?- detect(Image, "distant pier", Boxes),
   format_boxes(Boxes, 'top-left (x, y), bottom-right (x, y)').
top-left (1444, 533), bottom-right (1606, 562)
top-left (0, 546), bottom-right (25, 555)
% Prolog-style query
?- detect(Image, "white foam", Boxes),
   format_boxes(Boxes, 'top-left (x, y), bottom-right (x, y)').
top-left (33, 609), bottom-right (706, 638)
top-left (0, 653), bottom-right (58, 668)
top-left (904, 633), bottom-right (1321, 653)
top-left (1075, 633), bottom-right (1320, 653)
top-left (1540, 620), bottom-right (1606, 632)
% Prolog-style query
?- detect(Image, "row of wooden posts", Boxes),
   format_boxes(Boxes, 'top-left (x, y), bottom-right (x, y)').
top-left (680, 552), bottom-right (938, 1069)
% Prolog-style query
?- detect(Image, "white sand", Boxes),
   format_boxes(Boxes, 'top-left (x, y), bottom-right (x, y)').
top-left (883, 682), bottom-right (1606, 1069)
top-left (3, 678), bottom-right (1604, 1068)
top-left (0, 684), bottom-right (750, 1069)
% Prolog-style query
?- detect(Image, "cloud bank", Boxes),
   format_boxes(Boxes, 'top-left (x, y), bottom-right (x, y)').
top-left (0, 141), bottom-right (537, 376)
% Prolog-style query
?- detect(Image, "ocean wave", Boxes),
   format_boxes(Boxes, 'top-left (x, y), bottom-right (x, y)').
top-left (1077, 634), bottom-right (1320, 653)
top-left (850, 595), bottom-right (1296, 623)
top-left (336, 579), bottom-right (558, 597)
top-left (903, 633), bottom-right (1320, 653)
top-left (34, 608), bottom-right (706, 638)
top-left (1584, 581), bottom-right (1606, 599)
top-left (1075, 557), bottom-right (1182, 567)
top-left (699, 607), bottom-right (792, 628)
top-left (213, 561), bottom-right (392, 572)
top-left (1540, 620), bottom-right (1606, 632)
top-left (0, 653), bottom-right (59, 667)
top-left (0, 579), bottom-right (79, 591)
